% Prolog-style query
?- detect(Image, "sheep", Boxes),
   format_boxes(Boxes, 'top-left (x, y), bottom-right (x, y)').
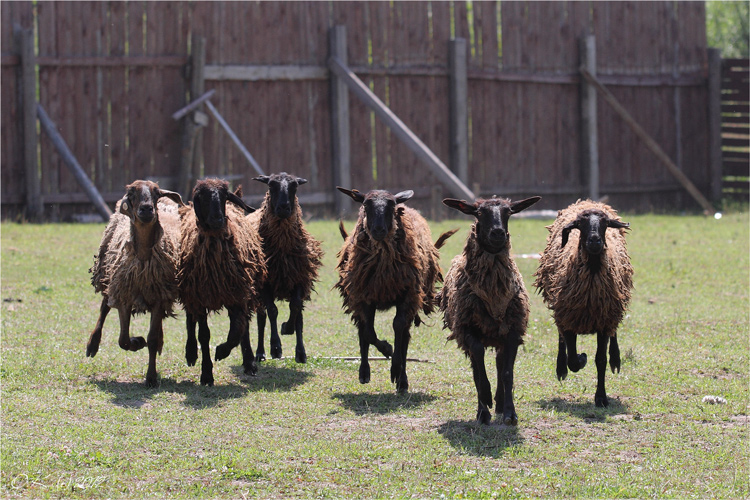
top-left (86, 180), bottom-right (185, 387)
top-left (438, 195), bottom-right (541, 425)
top-left (178, 178), bottom-right (267, 386)
top-left (335, 187), bottom-right (456, 393)
top-left (249, 172), bottom-right (324, 364)
top-left (533, 199), bottom-right (633, 408)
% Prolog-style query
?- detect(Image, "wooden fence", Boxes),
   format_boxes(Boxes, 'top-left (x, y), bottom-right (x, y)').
top-left (721, 58), bottom-right (750, 200)
top-left (1, 1), bottom-right (717, 220)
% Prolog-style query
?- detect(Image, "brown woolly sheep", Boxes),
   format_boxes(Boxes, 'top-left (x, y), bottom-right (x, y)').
top-left (438, 195), bottom-right (541, 425)
top-left (335, 187), bottom-right (455, 393)
top-left (533, 199), bottom-right (633, 407)
top-left (87, 180), bottom-right (184, 387)
top-left (179, 179), bottom-right (267, 386)
top-left (250, 172), bottom-right (324, 363)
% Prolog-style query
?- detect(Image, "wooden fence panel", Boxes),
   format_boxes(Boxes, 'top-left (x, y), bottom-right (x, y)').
top-left (721, 59), bottom-right (750, 198)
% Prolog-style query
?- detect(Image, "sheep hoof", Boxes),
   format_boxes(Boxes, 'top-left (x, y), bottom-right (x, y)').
top-left (295, 347), bottom-right (307, 364)
top-left (215, 343), bottom-right (232, 361)
top-left (256, 350), bottom-right (266, 363)
top-left (86, 343), bottom-right (99, 358)
top-left (502, 412), bottom-right (519, 426)
top-left (569, 353), bottom-right (587, 372)
top-left (129, 337), bottom-right (147, 351)
top-left (476, 406), bottom-right (492, 425)
top-left (200, 372), bottom-right (214, 386)
top-left (359, 363), bottom-right (371, 384)
top-left (280, 321), bottom-right (293, 336)
top-left (244, 360), bottom-right (258, 376)
top-left (271, 344), bottom-right (283, 359)
top-left (145, 374), bottom-right (158, 388)
top-left (376, 341), bottom-right (393, 359)
top-left (610, 355), bottom-right (621, 374)
top-left (396, 378), bottom-right (409, 394)
top-left (595, 393), bottom-right (609, 408)
top-left (556, 365), bottom-right (568, 381)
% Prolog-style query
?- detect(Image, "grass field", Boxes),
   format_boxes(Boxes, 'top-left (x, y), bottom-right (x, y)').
top-left (1, 210), bottom-right (748, 499)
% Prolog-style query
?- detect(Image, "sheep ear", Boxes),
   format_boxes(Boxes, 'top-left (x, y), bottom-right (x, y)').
top-left (606, 218), bottom-right (630, 230)
top-left (394, 190), bottom-right (414, 204)
top-left (118, 194), bottom-right (133, 218)
top-left (337, 187), bottom-right (366, 203)
top-left (561, 220), bottom-right (579, 248)
top-left (253, 175), bottom-right (270, 185)
top-left (157, 189), bottom-right (185, 207)
top-left (227, 191), bottom-right (256, 214)
top-left (442, 198), bottom-right (477, 216)
top-left (511, 196), bottom-right (541, 214)
top-left (296, 177), bottom-right (308, 186)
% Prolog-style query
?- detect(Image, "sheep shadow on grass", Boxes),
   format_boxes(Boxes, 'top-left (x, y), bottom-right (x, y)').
top-left (91, 377), bottom-right (250, 410)
top-left (229, 363), bottom-right (312, 393)
top-left (332, 391), bottom-right (436, 416)
top-left (536, 396), bottom-right (629, 422)
top-left (437, 419), bottom-right (523, 458)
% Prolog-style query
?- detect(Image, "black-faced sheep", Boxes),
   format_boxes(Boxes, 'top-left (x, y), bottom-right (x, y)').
top-left (438, 196), bottom-right (541, 425)
top-left (533, 199), bottom-right (633, 407)
top-left (335, 187), bottom-right (455, 393)
top-left (178, 178), bottom-right (267, 386)
top-left (250, 172), bottom-right (324, 363)
top-left (87, 180), bottom-right (184, 387)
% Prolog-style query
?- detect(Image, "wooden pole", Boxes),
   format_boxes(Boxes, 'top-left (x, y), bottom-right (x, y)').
top-left (579, 35), bottom-right (599, 200)
top-left (707, 48), bottom-right (723, 203)
top-left (449, 38), bottom-right (469, 185)
top-left (37, 104), bottom-right (113, 221)
top-left (16, 25), bottom-right (42, 221)
top-left (329, 26), bottom-right (353, 217)
top-left (178, 35), bottom-right (206, 199)
top-left (328, 55), bottom-right (475, 201)
top-left (580, 67), bottom-right (716, 215)
top-left (204, 99), bottom-right (264, 176)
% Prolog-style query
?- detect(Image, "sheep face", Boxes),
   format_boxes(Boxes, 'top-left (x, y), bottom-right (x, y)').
top-left (119, 180), bottom-right (184, 225)
top-left (337, 187), bottom-right (414, 242)
top-left (191, 179), bottom-right (254, 232)
top-left (443, 196), bottom-right (541, 254)
top-left (254, 172), bottom-right (307, 220)
top-left (561, 209), bottom-right (630, 255)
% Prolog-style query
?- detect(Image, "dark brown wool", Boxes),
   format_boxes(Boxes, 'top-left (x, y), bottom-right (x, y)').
top-left (335, 205), bottom-right (442, 327)
top-left (439, 222), bottom-right (529, 353)
top-left (252, 192), bottom-right (323, 302)
top-left (178, 202), bottom-right (266, 316)
top-left (90, 198), bottom-right (181, 317)
top-left (533, 199), bottom-right (633, 336)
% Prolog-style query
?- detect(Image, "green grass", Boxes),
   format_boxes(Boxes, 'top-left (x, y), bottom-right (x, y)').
top-left (1, 211), bottom-right (748, 499)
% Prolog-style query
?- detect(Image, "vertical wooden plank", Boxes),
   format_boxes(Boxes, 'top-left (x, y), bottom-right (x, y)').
top-left (707, 49), bottom-right (723, 203)
top-left (106, 0), bottom-right (128, 191)
top-left (16, 26), bottom-right (42, 219)
top-left (330, 25), bottom-right (352, 215)
top-left (580, 35), bottom-right (599, 199)
top-left (449, 38), bottom-right (468, 185)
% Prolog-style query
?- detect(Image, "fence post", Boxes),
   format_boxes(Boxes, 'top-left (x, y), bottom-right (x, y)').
top-left (15, 25), bottom-right (42, 221)
top-left (329, 25), bottom-right (352, 217)
top-left (178, 35), bottom-right (206, 199)
top-left (579, 34), bottom-right (599, 201)
top-left (707, 48), bottom-right (723, 203)
top-left (449, 38), bottom-right (469, 186)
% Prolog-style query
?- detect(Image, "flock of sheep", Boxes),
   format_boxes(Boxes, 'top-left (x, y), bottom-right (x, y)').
top-left (86, 174), bottom-right (633, 425)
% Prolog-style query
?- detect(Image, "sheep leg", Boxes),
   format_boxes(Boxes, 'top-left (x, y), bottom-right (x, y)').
top-left (595, 331), bottom-right (610, 407)
top-left (196, 314), bottom-right (213, 386)
top-left (215, 305), bottom-right (249, 362)
top-left (238, 312), bottom-right (258, 376)
top-left (255, 308), bottom-right (267, 362)
top-left (467, 334), bottom-right (492, 424)
top-left (390, 305), bottom-right (411, 394)
top-left (496, 331), bottom-right (520, 426)
top-left (117, 306), bottom-right (146, 351)
top-left (86, 298), bottom-right (110, 357)
top-left (609, 334), bottom-right (621, 374)
top-left (563, 330), bottom-right (587, 373)
top-left (283, 287), bottom-right (306, 363)
top-left (556, 333), bottom-right (568, 381)
top-left (145, 309), bottom-right (165, 388)
top-left (263, 289), bottom-right (282, 360)
top-left (185, 313), bottom-right (198, 366)
top-left (357, 304), bottom-right (377, 384)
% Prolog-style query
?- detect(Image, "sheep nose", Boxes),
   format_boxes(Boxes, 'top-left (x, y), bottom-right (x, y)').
top-left (488, 227), bottom-right (507, 244)
top-left (207, 214), bottom-right (225, 229)
top-left (371, 226), bottom-right (387, 241)
top-left (586, 236), bottom-right (603, 254)
top-left (275, 202), bottom-right (292, 219)
top-left (137, 205), bottom-right (155, 222)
